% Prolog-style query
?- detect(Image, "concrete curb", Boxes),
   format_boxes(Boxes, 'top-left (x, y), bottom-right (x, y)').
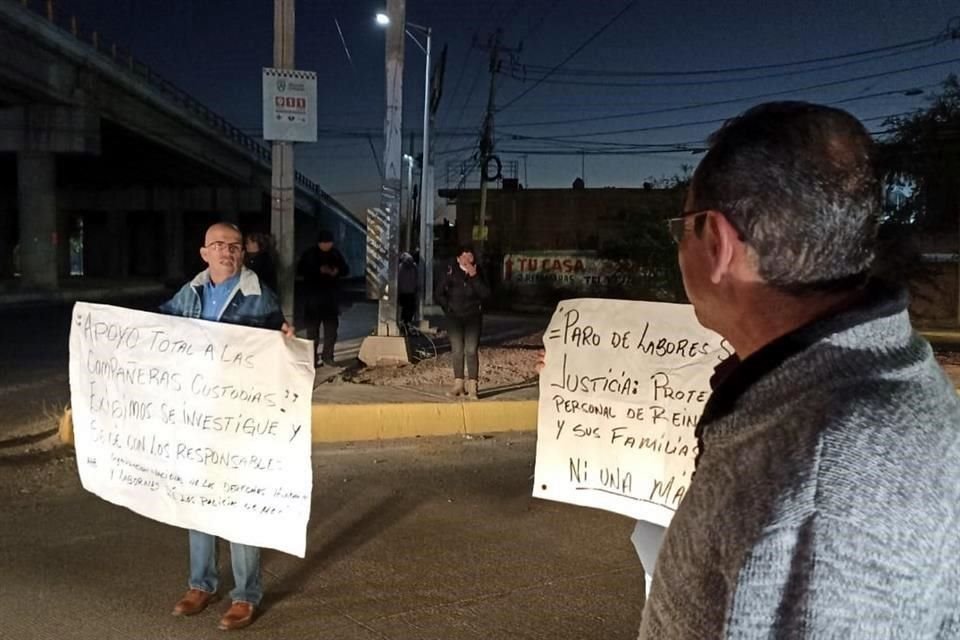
top-left (921, 330), bottom-right (960, 346)
top-left (57, 399), bottom-right (540, 446)
top-left (311, 399), bottom-right (539, 442)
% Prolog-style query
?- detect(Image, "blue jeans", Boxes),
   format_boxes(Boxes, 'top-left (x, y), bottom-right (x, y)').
top-left (188, 530), bottom-right (262, 605)
top-left (447, 314), bottom-right (482, 380)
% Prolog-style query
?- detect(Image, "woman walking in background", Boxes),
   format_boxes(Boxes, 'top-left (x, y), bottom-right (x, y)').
top-left (436, 245), bottom-right (490, 400)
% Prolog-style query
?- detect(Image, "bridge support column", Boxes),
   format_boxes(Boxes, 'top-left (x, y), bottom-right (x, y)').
top-left (164, 208), bottom-right (184, 281)
top-left (17, 151), bottom-right (59, 288)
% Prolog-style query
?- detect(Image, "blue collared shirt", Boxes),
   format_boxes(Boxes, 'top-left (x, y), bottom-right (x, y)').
top-left (200, 272), bottom-right (241, 321)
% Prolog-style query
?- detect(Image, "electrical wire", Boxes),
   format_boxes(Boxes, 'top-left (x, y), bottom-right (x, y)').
top-left (496, 0), bottom-right (639, 114)
top-left (516, 30), bottom-right (951, 77)
top-left (497, 59), bottom-right (960, 132)
top-left (503, 42), bottom-right (938, 89)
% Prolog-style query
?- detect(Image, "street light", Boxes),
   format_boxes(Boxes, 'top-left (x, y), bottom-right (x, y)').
top-left (376, 12), bottom-right (434, 324)
top-left (403, 153), bottom-right (415, 249)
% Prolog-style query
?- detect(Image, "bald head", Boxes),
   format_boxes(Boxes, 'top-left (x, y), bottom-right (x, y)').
top-left (204, 222), bottom-right (241, 246)
top-left (200, 222), bottom-right (244, 284)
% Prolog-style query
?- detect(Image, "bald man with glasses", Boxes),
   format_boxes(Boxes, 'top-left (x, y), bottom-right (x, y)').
top-left (159, 222), bottom-right (293, 631)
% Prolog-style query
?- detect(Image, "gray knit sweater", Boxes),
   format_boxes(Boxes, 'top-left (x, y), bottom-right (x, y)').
top-left (640, 285), bottom-right (960, 639)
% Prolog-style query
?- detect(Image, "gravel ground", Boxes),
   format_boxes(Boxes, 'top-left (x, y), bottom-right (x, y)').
top-left (346, 332), bottom-right (546, 388)
top-left (347, 330), bottom-right (960, 389)
top-left (346, 345), bottom-right (543, 388)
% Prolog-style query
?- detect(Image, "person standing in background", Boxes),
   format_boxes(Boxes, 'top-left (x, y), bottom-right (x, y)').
top-left (398, 251), bottom-right (419, 330)
top-left (297, 229), bottom-right (349, 367)
top-left (243, 232), bottom-right (278, 294)
top-left (436, 245), bottom-right (490, 400)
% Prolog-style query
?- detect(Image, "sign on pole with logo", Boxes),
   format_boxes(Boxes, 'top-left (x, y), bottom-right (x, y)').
top-left (533, 298), bottom-right (729, 528)
top-left (262, 68), bottom-right (317, 142)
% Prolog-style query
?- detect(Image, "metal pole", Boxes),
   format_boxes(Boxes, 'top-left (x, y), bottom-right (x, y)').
top-left (476, 30), bottom-right (500, 259)
top-left (271, 0), bottom-right (295, 323)
top-left (377, 0), bottom-right (404, 336)
top-left (417, 29), bottom-right (432, 319)
top-left (403, 133), bottom-right (414, 252)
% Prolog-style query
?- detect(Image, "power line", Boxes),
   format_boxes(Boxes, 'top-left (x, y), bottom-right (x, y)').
top-left (498, 58), bottom-right (960, 130)
top-left (498, 110), bottom-right (915, 153)
top-left (504, 42), bottom-right (938, 89)
top-left (519, 0), bottom-right (560, 44)
top-left (438, 0), bottom-right (528, 156)
top-left (439, 49), bottom-right (486, 156)
top-left (515, 30), bottom-right (952, 78)
top-left (496, 0), bottom-right (638, 114)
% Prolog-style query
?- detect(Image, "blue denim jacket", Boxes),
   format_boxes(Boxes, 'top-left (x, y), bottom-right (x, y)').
top-left (159, 267), bottom-right (284, 330)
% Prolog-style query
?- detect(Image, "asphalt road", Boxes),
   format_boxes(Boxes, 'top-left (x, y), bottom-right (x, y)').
top-left (0, 294), bottom-right (169, 442)
top-left (0, 432), bottom-right (647, 640)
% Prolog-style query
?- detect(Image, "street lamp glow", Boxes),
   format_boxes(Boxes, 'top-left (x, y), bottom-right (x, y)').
top-left (375, 12), bottom-right (390, 26)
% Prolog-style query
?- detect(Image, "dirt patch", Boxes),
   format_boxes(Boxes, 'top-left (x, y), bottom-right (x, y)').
top-left (348, 331), bottom-right (960, 389)
top-left (347, 345), bottom-right (543, 388)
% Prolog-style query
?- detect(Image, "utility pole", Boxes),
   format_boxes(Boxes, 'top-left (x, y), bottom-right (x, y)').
top-left (419, 41), bottom-right (444, 322)
top-left (271, 0), bottom-right (295, 323)
top-left (377, 0), bottom-right (404, 336)
top-left (359, 0), bottom-right (412, 364)
top-left (475, 30), bottom-right (520, 259)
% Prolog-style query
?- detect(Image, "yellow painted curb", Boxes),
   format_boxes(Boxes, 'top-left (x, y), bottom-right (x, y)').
top-left (311, 400), bottom-right (539, 443)
top-left (921, 330), bottom-right (960, 344)
top-left (59, 407), bottom-right (74, 445)
top-left (57, 400), bottom-right (540, 446)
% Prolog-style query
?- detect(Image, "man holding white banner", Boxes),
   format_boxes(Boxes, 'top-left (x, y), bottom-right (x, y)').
top-left (160, 222), bottom-right (294, 631)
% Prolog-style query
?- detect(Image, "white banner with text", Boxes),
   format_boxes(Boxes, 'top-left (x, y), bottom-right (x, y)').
top-left (533, 299), bottom-right (728, 527)
top-left (68, 302), bottom-right (315, 557)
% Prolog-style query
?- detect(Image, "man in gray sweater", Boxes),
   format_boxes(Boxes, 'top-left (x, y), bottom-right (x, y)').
top-left (642, 102), bottom-right (960, 638)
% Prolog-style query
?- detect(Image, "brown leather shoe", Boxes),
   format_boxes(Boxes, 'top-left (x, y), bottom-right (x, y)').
top-left (218, 601), bottom-right (255, 631)
top-left (171, 588), bottom-right (217, 616)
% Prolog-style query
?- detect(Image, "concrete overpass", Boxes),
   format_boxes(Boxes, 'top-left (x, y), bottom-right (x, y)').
top-left (0, 0), bottom-right (365, 288)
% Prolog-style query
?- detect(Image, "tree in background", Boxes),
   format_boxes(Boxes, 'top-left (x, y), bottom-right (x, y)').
top-left (596, 169), bottom-right (691, 303)
top-left (874, 75), bottom-right (960, 309)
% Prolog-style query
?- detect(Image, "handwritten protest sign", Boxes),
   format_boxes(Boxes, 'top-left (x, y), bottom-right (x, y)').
top-left (68, 302), bottom-right (315, 557)
top-left (533, 299), bottom-right (729, 527)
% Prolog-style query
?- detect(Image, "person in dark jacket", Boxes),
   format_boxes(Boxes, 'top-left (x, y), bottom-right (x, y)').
top-left (243, 232), bottom-right (278, 294)
top-left (297, 229), bottom-right (349, 367)
top-left (161, 222), bottom-right (293, 632)
top-left (435, 245), bottom-right (490, 399)
top-left (397, 252), bottom-right (419, 330)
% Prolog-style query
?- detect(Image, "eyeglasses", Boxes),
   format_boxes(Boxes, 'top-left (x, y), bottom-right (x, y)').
top-left (205, 241), bottom-right (244, 254)
top-left (666, 209), bottom-right (711, 244)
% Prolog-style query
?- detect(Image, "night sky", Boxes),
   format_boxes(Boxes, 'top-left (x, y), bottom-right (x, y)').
top-left (56, 0), bottom-right (959, 218)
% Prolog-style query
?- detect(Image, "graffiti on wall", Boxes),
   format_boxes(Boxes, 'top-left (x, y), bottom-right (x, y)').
top-left (503, 252), bottom-right (655, 294)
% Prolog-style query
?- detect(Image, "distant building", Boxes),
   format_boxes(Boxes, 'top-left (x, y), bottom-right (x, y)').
top-left (437, 185), bottom-right (685, 305)
top-left (438, 185), bottom-right (683, 256)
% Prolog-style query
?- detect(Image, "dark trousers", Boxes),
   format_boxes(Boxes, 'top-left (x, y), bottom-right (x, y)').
top-left (399, 293), bottom-right (417, 328)
top-left (447, 315), bottom-right (481, 380)
top-left (305, 315), bottom-right (338, 364)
